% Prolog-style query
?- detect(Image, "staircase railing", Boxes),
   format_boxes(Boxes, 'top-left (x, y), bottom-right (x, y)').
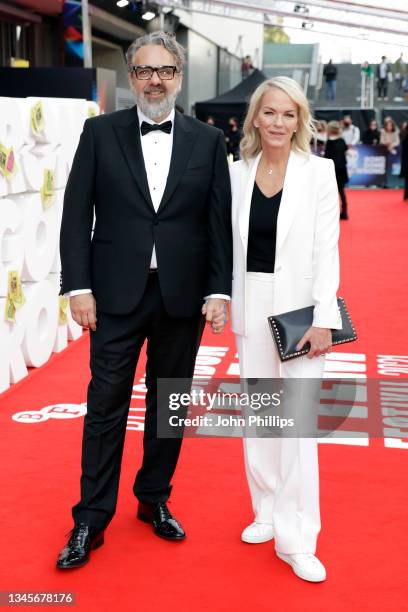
top-left (361, 70), bottom-right (374, 108)
top-left (315, 61), bottom-right (324, 103)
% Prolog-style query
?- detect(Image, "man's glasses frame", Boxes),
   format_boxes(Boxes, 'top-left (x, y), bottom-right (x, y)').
top-left (130, 65), bottom-right (180, 80)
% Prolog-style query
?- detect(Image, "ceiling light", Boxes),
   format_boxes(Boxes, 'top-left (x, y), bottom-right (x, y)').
top-left (294, 4), bottom-right (309, 14)
top-left (116, 0), bottom-right (129, 7)
top-left (142, 10), bottom-right (156, 20)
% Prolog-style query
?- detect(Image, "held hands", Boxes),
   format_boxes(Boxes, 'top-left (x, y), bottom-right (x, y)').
top-left (296, 326), bottom-right (332, 359)
top-left (70, 293), bottom-right (97, 331)
top-left (202, 298), bottom-right (229, 334)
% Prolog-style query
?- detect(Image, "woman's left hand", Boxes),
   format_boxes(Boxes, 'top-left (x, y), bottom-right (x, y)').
top-left (296, 326), bottom-right (332, 359)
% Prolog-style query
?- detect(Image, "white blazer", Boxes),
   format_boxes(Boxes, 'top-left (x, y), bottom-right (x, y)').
top-left (230, 149), bottom-right (343, 337)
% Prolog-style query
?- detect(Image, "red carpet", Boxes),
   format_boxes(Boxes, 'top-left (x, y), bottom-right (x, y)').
top-left (0, 189), bottom-right (407, 610)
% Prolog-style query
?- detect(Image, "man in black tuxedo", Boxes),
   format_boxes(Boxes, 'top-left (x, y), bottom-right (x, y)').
top-left (57, 31), bottom-right (232, 569)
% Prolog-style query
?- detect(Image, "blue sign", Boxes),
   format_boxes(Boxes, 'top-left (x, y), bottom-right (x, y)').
top-left (346, 145), bottom-right (387, 187)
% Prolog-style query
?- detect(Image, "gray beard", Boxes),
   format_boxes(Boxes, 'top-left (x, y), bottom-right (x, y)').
top-left (134, 88), bottom-right (179, 120)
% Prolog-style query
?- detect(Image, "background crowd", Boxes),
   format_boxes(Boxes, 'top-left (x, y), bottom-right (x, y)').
top-left (323, 52), bottom-right (407, 102)
top-left (314, 115), bottom-right (405, 154)
top-left (205, 111), bottom-right (408, 218)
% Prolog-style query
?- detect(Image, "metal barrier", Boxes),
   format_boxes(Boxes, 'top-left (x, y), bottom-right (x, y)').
top-left (361, 71), bottom-right (374, 109)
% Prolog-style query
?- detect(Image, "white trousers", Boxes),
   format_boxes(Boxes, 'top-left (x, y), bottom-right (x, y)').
top-left (235, 272), bottom-right (325, 554)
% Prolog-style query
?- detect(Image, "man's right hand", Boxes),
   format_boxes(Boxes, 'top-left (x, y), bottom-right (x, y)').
top-left (69, 293), bottom-right (97, 331)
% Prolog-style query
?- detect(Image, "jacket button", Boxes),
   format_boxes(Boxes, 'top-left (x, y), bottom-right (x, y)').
top-left (153, 220), bottom-right (159, 226)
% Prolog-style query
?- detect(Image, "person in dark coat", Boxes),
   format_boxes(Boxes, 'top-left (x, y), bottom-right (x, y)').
top-left (323, 59), bottom-right (337, 101)
top-left (399, 122), bottom-right (408, 200)
top-left (324, 120), bottom-right (349, 219)
top-left (362, 119), bottom-right (380, 145)
top-left (56, 31), bottom-right (232, 570)
top-left (225, 116), bottom-right (241, 161)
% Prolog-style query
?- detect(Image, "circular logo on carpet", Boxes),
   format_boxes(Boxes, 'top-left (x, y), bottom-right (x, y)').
top-left (12, 403), bottom-right (87, 423)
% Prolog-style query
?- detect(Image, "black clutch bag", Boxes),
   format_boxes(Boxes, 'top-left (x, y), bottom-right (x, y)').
top-left (268, 297), bottom-right (357, 362)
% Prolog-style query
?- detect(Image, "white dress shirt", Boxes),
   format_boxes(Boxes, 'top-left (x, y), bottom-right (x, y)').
top-left (379, 61), bottom-right (388, 79)
top-left (65, 108), bottom-right (229, 301)
top-left (139, 107), bottom-right (174, 269)
top-left (342, 124), bottom-right (360, 146)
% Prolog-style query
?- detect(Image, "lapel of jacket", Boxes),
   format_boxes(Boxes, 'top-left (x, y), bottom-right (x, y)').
top-left (113, 106), bottom-right (154, 211)
top-left (238, 152), bottom-right (262, 248)
top-left (157, 110), bottom-right (197, 214)
top-left (276, 150), bottom-right (308, 253)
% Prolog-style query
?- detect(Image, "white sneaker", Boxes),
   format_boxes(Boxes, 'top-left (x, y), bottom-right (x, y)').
top-left (276, 552), bottom-right (326, 582)
top-left (241, 522), bottom-right (274, 544)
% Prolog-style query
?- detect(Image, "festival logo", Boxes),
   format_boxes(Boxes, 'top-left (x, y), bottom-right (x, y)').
top-left (12, 403), bottom-right (87, 424)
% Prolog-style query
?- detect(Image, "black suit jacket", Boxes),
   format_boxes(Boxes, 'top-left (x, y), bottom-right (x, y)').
top-left (60, 106), bottom-right (232, 317)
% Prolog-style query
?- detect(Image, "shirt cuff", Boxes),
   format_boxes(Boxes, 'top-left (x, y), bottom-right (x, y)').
top-left (203, 294), bottom-right (231, 301)
top-left (65, 289), bottom-right (92, 298)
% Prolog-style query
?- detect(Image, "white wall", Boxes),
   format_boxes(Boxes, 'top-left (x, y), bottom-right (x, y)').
top-left (175, 10), bottom-right (264, 68)
top-left (186, 30), bottom-right (218, 112)
top-left (0, 97), bottom-right (99, 394)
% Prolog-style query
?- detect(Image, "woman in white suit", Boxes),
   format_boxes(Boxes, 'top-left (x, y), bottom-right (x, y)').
top-left (229, 77), bottom-right (342, 582)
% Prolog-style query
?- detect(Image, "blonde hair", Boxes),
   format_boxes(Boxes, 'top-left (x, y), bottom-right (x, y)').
top-left (383, 116), bottom-right (397, 132)
top-left (327, 120), bottom-right (342, 135)
top-left (240, 76), bottom-right (316, 160)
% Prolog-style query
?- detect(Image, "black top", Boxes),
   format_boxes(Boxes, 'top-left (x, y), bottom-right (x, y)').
top-left (225, 128), bottom-right (241, 158)
top-left (323, 63), bottom-right (337, 81)
top-left (362, 128), bottom-right (380, 145)
top-left (324, 137), bottom-right (349, 186)
top-left (400, 132), bottom-right (408, 178)
top-left (246, 183), bottom-right (282, 273)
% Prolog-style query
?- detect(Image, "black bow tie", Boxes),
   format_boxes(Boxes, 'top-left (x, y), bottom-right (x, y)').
top-left (140, 120), bottom-right (172, 136)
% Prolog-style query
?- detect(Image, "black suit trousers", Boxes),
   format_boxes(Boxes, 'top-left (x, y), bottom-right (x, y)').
top-left (72, 273), bottom-right (205, 530)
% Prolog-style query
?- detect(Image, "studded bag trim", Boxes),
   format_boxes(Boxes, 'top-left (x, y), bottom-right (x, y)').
top-left (268, 297), bottom-right (357, 362)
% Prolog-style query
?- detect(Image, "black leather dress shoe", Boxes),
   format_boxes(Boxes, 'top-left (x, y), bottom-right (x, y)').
top-left (137, 502), bottom-right (185, 540)
top-left (56, 523), bottom-right (104, 569)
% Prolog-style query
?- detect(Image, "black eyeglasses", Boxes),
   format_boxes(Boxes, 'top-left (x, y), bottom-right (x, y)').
top-left (130, 65), bottom-right (179, 80)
